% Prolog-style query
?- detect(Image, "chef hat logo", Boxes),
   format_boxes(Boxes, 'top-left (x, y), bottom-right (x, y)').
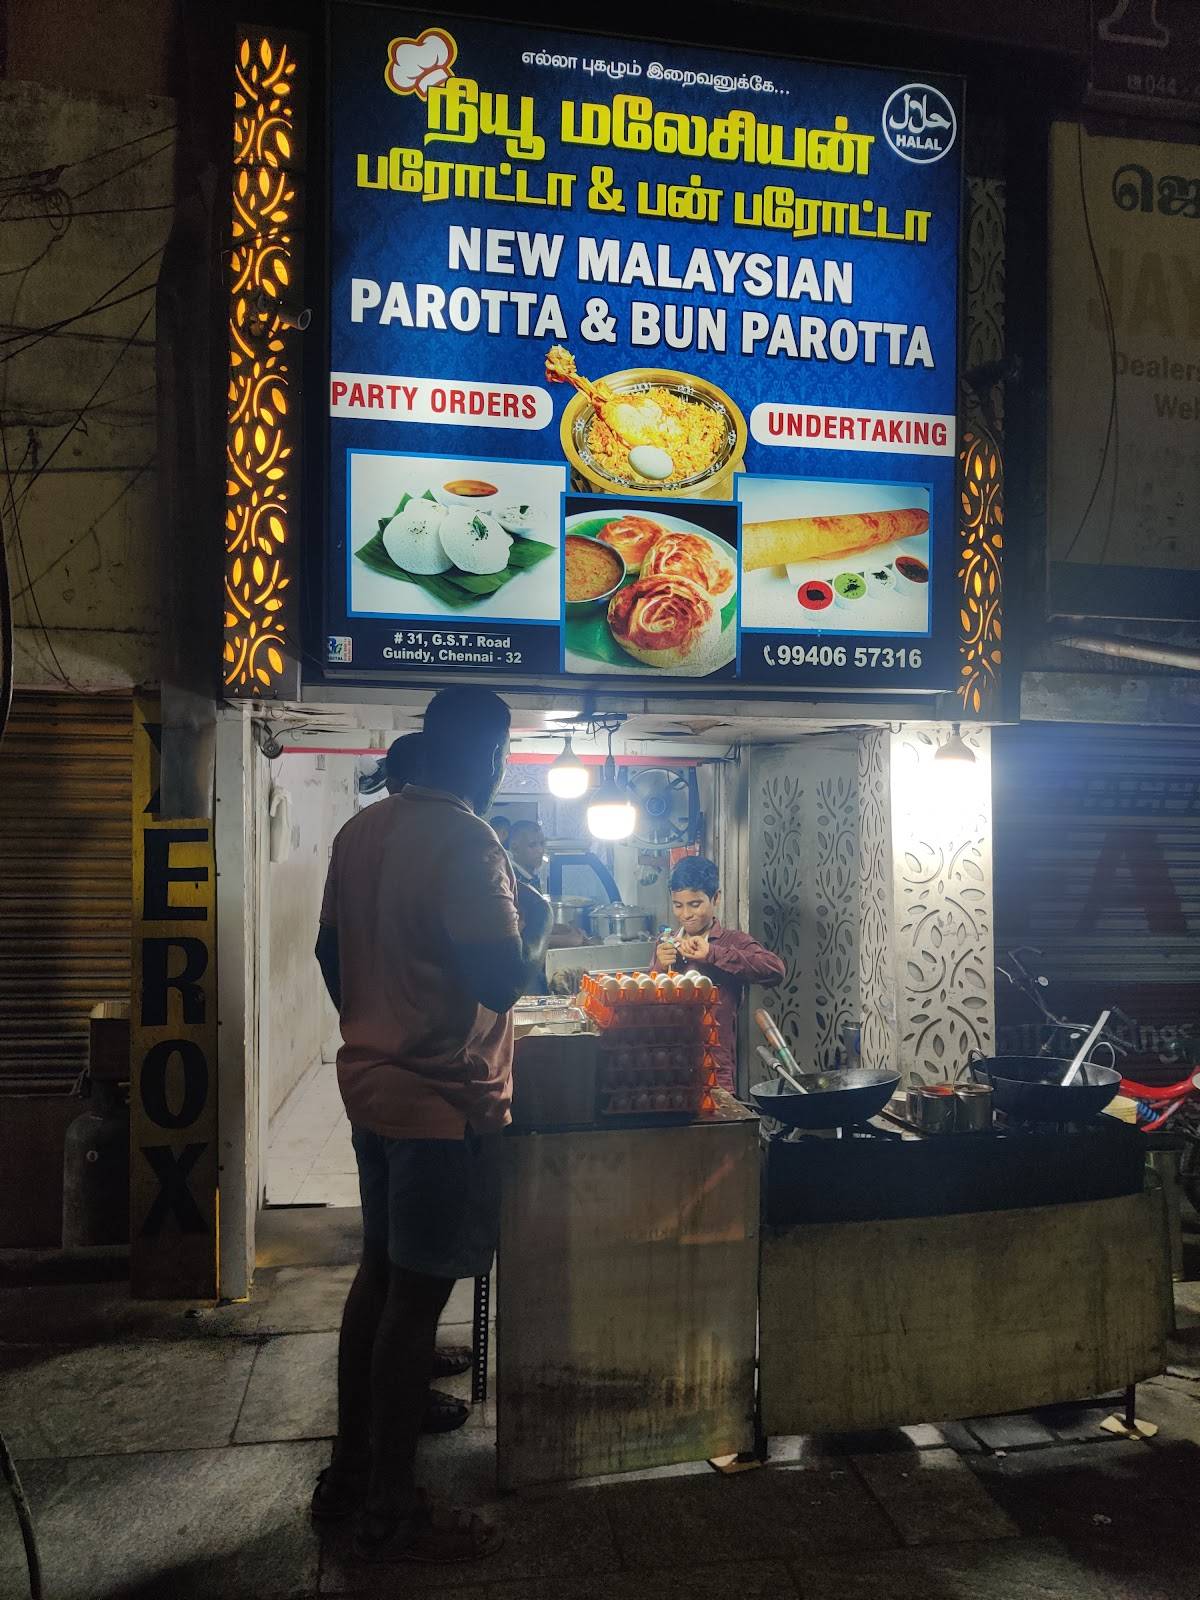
top-left (384, 28), bottom-right (457, 99)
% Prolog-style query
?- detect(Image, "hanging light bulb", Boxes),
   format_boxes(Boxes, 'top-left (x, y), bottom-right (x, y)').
top-left (934, 724), bottom-right (976, 765)
top-left (587, 729), bottom-right (636, 841)
top-left (547, 734), bottom-right (589, 799)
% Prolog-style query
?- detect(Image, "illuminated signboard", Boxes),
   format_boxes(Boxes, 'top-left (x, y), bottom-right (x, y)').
top-left (324, 5), bottom-right (962, 690)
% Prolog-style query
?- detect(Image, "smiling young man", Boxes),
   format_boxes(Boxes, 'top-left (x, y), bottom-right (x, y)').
top-left (656, 855), bottom-right (785, 1095)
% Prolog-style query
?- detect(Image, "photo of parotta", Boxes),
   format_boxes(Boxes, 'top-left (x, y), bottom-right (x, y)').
top-left (562, 496), bottom-right (738, 679)
top-left (737, 476), bottom-right (931, 637)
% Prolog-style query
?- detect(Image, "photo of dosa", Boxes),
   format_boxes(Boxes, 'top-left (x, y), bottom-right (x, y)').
top-left (562, 495), bottom-right (738, 679)
top-left (737, 476), bottom-right (932, 637)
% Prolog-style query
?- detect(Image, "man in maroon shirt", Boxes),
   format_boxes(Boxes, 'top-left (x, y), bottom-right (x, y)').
top-left (656, 856), bottom-right (785, 1095)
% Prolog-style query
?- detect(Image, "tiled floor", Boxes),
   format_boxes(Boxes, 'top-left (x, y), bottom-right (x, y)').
top-left (266, 1059), bottom-right (357, 1207)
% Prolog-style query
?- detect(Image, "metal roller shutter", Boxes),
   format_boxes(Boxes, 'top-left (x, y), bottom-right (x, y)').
top-left (0, 693), bottom-right (132, 1091)
top-left (993, 722), bottom-right (1200, 1036)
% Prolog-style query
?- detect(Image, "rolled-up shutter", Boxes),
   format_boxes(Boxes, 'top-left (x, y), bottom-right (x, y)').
top-left (0, 693), bottom-right (132, 1091)
top-left (993, 722), bottom-right (1200, 1039)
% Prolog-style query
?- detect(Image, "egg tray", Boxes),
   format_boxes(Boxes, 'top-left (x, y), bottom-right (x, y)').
top-left (599, 1050), bottom-right (714, 1091)
top-left (600, 1083), bottom-right (715, 1118)
top-left (581, 994), bottom-right (718, 1036)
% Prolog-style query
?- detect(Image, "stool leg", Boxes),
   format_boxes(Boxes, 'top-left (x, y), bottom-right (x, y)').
top-left (1124, 1383), bottom-right (1137, 1432)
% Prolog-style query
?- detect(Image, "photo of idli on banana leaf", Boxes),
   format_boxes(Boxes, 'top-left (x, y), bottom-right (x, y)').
top-left (348, 450), bottom-right (564, 623)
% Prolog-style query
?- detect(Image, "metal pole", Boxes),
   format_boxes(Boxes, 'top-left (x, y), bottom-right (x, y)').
top-left (472, 1273), bottom-right (490, 1406)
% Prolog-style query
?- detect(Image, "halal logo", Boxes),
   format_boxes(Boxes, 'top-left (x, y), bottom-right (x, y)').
top-left (882, 83), bottom-right (957, 165)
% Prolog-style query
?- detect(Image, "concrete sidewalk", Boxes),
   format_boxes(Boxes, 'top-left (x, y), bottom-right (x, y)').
top-left (3, 1208), bottom-right (1200, 1600)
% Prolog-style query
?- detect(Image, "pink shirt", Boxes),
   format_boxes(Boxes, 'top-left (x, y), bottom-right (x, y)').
top-left (319, 785), bottom-right (519, 1139)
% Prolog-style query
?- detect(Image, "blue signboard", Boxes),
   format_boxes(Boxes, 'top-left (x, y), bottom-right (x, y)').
top-left (325, 4), bottom-right (962, 690)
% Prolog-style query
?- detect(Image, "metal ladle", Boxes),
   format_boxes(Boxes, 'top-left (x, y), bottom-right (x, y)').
top-left (1060, 1009), bottom-right (1111, 1087)
top-left (756, 1043), bottom-right (807, 1095)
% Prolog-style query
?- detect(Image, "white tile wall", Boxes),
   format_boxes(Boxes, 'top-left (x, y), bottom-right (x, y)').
top-left (266, 1060), bottom-right (356, 1206)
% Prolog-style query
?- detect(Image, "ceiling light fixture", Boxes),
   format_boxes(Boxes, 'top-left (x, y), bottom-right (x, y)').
top-left (587, 726), bottom-right (637, 841)
top-left (934, 724), bottom-right (976, 766)
top-left (547, 734), bottom-right (589, 799)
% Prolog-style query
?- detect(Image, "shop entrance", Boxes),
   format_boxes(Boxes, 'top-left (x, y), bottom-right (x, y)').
top-left (221, 692), bottom-right (998, 1300)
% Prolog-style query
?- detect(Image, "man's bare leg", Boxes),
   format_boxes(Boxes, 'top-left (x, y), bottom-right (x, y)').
top-left (331, 1242), bottom-right (389, 1475)
top-left (364, 1264), bottom-right (454, 1521)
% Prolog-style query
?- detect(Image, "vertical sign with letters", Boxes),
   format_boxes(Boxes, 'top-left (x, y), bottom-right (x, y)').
top-left (130, 697), bottom-right (219, 1299)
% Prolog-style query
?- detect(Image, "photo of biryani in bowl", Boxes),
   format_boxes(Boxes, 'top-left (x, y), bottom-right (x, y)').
top-left (546, 346), bottom-right (747, 501)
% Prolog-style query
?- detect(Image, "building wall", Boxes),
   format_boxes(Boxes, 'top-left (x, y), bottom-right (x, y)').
top-left (744, 739), bottom-right (861, 1081)
top-left (0, 72), bottom-right (174, 690)
top-left (266, 753), bottom-right (356, 1121)
top-left (4, 0), bottom-right (173, 99)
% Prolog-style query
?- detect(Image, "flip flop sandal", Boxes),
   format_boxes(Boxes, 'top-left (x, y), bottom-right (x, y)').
top-left (432, 1345), bottom-right (472, 1378)
top-left (310, 1464), bottom-right (368, 1523)
top-left (354, 1503), bottom-right (504, 1565)
top-left (423, 1388), bottom-right (470, 1433)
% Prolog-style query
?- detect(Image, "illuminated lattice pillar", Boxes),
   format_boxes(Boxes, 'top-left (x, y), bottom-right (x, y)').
top-left (858, 726), bottom-right (995, 1086)
top-left (956, 430), bottom-right (1004, 717)
top-left (223, 32), bottom-right (304, 698)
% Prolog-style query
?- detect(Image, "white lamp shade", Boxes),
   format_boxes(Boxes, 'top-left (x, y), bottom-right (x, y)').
top-left (587, 796), bottom-right (637, 841)
top-left (548, 737), bottom-right (590, 799)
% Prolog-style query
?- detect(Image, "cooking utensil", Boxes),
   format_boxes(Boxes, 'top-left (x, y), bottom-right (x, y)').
top-left (548, 896), bottom-right (594, 933)
top-left (912, 1085), bottom-right (956, 1134)
top-left (1061, 1010), bottom-right (1111, 1086)
top-left (589, 903), bottom-right (654, 943)
top-left (749, 1069), bottom-right (902, 1130)
top-left (755, 1043), bottom-right (807, 1095)
top-left (953, 1083), bottom-right (993, 1132)
top-left (970, 1055), bottom-right (1121, 1121)
top-left (754, 1009), bottom-right (805, 1081)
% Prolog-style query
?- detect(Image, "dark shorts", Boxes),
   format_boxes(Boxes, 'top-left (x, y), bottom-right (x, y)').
top-left (351, 1126), bottom-right (503, 1281)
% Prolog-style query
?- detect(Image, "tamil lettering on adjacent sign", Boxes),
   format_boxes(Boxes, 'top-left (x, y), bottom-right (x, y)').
top-left (323, 6), bottom-right (962, 691)
top-left (130, 697), bottom-right (219, 1299)
top-left (1049, 123), bottom-right (1200, 620)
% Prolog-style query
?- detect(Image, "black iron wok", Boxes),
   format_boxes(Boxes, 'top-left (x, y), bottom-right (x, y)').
top-left (970, 1055), bottom-right (1121, 1121)
top-left (750, 1069), bottom-right (902, 1130)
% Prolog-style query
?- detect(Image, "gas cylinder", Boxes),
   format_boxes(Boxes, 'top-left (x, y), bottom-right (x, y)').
top-left (62, 1080), bottom-right (129, 1246)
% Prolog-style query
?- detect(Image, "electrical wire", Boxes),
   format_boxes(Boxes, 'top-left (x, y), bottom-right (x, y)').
top-left (67, 137), bottom-right (176, 204)
top-left (0, 237), bottom-right (156, 688)
top-left (0, 120), bottom-right (177, 190)
top-left (0, 458), bottom-right (12, 746)
top-left (0, 1430), bottom-right (42, 1600)
top-left (0, 414), bottom-right (76, 690)
top-left (0, 251), bottom-right (163, 362)
top-left (9, 454), bottom-right (155, 605)
top-left (5, 302), bottom-right (153, 521)
top-left (1060, 120), bottom-right (1120, 565)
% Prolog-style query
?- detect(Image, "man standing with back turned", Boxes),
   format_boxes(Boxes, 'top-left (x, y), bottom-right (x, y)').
top-left (312, 687), bottom-right (551, 1564)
